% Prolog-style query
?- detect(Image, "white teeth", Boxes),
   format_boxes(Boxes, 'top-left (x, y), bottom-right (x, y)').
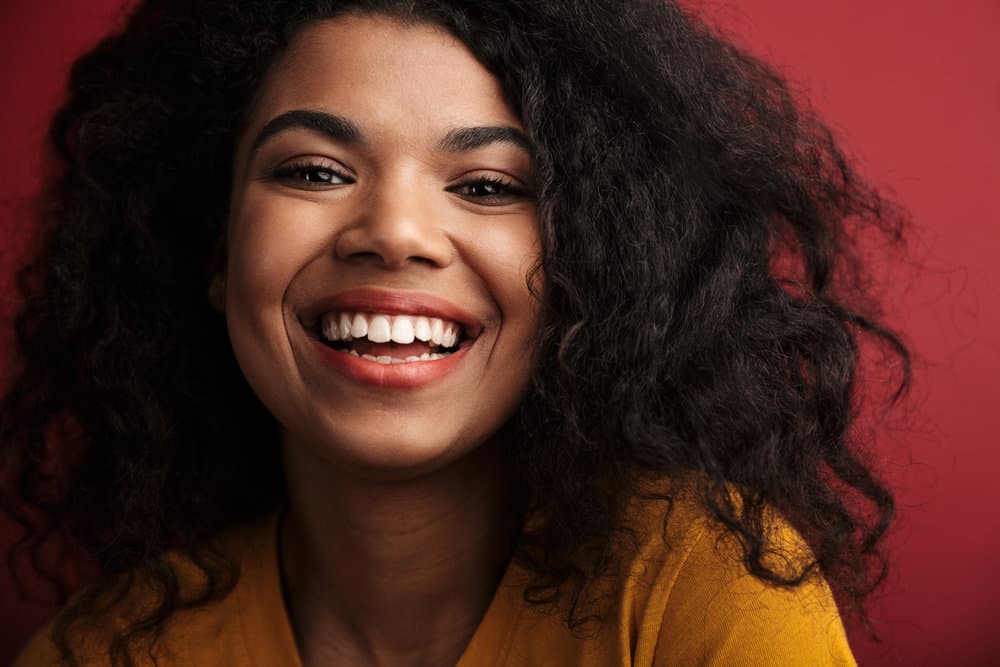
top-left (390, 316), bottom-right (415, 344)
top-left (442, 324), bottom-right (459, 348)
top-left (321, 313), bottom-right (340, 341)
top-left (367, 315), bottom-right (391, 343)
top-left (430, 318), bottom-right (445, 345)
top-left (356, 351), bottom-right (451, 364)
top-left (413, 316), bottom-right (432, 342)
top-left (319, 311), bottom-right (464, 347)
top-left (350, 313), bottom-right (368, 339)
top-left (338, 313), bottom-right (352, 340)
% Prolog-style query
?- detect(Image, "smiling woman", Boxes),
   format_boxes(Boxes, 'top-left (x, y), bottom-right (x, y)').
top-left (2, 1), bottom-right (907, 666)
top-left (225, 17), bottom-right (541, 481)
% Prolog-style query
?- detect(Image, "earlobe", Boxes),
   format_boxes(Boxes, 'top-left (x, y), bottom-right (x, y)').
top-left (208, 271), bottom-right (227, 312)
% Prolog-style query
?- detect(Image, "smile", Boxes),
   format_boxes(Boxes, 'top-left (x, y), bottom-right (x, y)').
top-left (297, 287), bottom-right (484, 388)
top-left (317, 312), bottom-right (464, 364)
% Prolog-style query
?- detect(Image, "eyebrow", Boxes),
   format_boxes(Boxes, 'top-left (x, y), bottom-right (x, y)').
top-left (249, 108), bottom-right (532, 157)
top-left (437, 126), bottom-right (533, 155)
top-left (250, 110), bottom-right (361, 154)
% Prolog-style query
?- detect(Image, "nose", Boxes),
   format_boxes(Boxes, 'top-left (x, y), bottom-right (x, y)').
top-left (334, 172), bottom-right (454, 269)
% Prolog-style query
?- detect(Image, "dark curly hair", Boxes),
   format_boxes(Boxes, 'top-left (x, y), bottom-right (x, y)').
top-left (1, 0), bottom-right (909, 664)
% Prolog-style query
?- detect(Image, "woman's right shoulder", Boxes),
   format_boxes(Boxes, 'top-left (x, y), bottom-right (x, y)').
top-left (13, 623), bottom-right (63, 667)
top-left (12, 513), bottom-right (282, 666)
top-left (12, 583), bottom-right (177, 667)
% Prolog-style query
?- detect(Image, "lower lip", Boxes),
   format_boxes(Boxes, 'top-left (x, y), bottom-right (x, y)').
top-left (307, 335), bottom-right (471, 389)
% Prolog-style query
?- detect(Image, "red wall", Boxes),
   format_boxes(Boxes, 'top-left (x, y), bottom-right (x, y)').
top-left (703, 3), bottom-right (1000, 665)
top-left (1, 1), bottom-right (997, 665)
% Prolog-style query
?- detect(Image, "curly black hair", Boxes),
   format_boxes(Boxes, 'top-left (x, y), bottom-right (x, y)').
top-left (1, 0), bottom-right (909, 664)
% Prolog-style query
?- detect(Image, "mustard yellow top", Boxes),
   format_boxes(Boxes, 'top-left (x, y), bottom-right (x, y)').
top-left (14, 493), bottom-right (856, 666)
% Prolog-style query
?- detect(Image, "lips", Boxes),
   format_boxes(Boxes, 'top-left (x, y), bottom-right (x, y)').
top-left (296, 287), bottom-right (484, 388)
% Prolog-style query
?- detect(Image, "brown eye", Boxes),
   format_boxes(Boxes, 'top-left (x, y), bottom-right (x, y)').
top-left (448, 176), bottom-right (527, 205)
top-left (467, 181), bottom-right (504, 197)
top-left (270, 160), bottom-right (354, 189)
top-left (298, 167), bottom-right (340, 184)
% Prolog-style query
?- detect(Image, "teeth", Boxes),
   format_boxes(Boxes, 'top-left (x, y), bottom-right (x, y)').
top-left (319, 311), bottom-right (464, 348)
top-left (390, 316), bottom-right (415, 344)
top-left (430, 318), bottom-right (444, 345)
top-left (357, 351), bottom-right (451, 364)
top-left (413, 316), bottom-right (432, 342)
top-left (321, 313), bottom-right (340, 341)
top-left (350, 313), bottom-right (368, 339)
top-left (338, 313), bottom-right (352, 340)
top-left (367, 315), bottom-right (392, 343)
top-left (442, 324), bottom-right (458, 348)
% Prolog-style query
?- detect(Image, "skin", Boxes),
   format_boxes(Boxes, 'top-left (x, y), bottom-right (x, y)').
top-left (223, 13), bottom-right (541, 667)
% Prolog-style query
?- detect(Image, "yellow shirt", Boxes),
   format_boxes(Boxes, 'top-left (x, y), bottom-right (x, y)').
top-left (14, 493), bottom-right (856, 666)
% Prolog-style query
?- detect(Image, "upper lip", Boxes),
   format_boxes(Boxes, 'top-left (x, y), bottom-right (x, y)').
top-left (297, 287), bottom-right (485, 338)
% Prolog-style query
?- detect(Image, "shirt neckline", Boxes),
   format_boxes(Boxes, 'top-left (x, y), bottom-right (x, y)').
top-left (234, 510), bottom-right (524, 666)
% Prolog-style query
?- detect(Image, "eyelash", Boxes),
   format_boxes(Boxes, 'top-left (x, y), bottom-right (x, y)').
top-left (268, 160), bottom-right (529, 205)
top-left (446, 175), bottom-right (528, 205)
top-left (269, 160), bottom-right (353, 188)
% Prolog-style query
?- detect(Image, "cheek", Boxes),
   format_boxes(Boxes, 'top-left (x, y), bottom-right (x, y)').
top-left (462, 215), bottom-right (543, 390)
top-left (475, 219), bottom-right (542, 336)
top-left (227, 192), bottom-right (333, 312)
top-left (224, 193), bottom-right (330, 406)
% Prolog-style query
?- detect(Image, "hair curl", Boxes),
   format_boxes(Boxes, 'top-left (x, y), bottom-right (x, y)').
top-left (1, 0), bottom-right (909, 664)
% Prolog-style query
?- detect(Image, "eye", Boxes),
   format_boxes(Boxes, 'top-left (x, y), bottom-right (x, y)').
top-left (447, 175), bottom-right (529, 206)
top-left (269, 158), bottom-right (354, 190)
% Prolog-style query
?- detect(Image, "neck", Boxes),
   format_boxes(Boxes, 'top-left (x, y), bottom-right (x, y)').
top-left (280, 436), bottom-right (519, 667)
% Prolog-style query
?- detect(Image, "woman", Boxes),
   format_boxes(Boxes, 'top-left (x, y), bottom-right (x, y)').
top-left (3, 0), bottom-right (908, 665)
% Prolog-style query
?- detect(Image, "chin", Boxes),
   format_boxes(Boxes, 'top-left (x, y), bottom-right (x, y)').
top-left (300, 424), bottom-right (482, 482)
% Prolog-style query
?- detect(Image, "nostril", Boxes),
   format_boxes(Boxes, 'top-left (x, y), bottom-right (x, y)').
top-left (410, 255), bottom-right (443, 268)
top-left (348, 251), bottom-right (383, 262)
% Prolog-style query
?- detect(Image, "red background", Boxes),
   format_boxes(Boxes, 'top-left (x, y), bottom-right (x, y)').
top-left (1, 1), bottom-right (997, 665)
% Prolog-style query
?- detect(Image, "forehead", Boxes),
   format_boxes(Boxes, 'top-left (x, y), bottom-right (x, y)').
top-left (241, 13), bottom-right (522, 146)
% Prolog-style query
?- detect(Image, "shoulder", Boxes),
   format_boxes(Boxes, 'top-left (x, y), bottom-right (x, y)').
top-left (490, 483), bottom-right (856, 666)
top-left (12, 513), bottom-right (290, 667)
top-left (623, 486), bottom-right (856, 666)
top-left (12, 626), bottom-right (62, 667)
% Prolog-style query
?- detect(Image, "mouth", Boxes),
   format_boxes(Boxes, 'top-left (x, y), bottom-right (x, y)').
top-left (296, 288), bottom-right (484, 370)
top-left (310, 311), bottom-right (468, 364)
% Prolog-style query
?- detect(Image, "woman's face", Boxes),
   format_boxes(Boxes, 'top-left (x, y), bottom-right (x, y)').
top-left (225, 14), bottom-right (541, 479)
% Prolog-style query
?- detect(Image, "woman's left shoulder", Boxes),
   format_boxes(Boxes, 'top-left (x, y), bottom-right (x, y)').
top-left (620, 487), bottom-right (857, 666)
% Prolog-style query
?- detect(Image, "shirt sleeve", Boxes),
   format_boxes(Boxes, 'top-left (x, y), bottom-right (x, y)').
top-left (652, 520), bottom-right (857, 667)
